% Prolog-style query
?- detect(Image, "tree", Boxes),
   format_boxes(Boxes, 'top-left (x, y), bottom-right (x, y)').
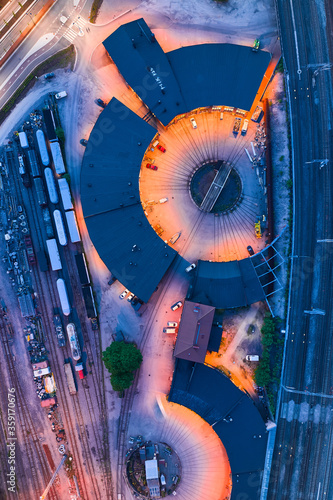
top-left (102, 341), bottom-right (143, 392)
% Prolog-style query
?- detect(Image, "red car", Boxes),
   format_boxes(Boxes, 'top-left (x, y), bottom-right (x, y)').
top-left (146, 163), bottom-right (158, 170)
top-left (157, 145), bottom-right (166, 153)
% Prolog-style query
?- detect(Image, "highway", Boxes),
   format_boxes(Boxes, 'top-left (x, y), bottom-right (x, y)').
top-left (268, 0), bottom-right (333, 498)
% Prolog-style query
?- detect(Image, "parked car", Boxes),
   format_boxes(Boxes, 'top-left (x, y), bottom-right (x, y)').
top-left (247, 245), bottom-right (254, 256)
top-left (157, 144), bottom-right (166, 153)
top-left (190, 118), bottom-right (197, 129)
top-left (80, 139), bottom-right (88, 146)
top-left (167, 322), bottom-right (178, 327)
top-left (246, 355), bottom-right (260, 362)
top-left (185, 263), bottom-right (196, 273)
top-left (146, 163), bottom-right (158, 170)
top-left (96, 98), bottom-right (106, 108)
top-left (55, 91), bottom-right (67, 100)
top-left (108, 276), bottom-right (117, 286)
top-left (119, 289), bottom-right (129, 299)
top-left (171, 301), bottom-right (183, 311)
top-left (44, 73), bottom-right (55, 80)
top-left (127, 293), bottom-right (135, 302)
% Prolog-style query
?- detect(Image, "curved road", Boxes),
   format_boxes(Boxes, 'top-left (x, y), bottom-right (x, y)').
top-left (267, 0), bottom-right (333, 499)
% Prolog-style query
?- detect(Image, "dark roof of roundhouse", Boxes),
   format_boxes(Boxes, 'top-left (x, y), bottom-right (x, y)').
top-left (189, 260), bottom-right (265, 308)
top-left (103, 20), bottom-right (271, 126)
top-left (80, 98), bottom-right (177, 302)
top-left (167, 44), bottom-right (271, 112)
top-left (103, 19), bottom-right (187, 126)
top-left (169, 359), bottom-right (267, 499)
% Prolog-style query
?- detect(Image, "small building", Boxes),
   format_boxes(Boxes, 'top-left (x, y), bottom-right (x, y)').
top-left (174, 301), bottom-right (215, 363)
top-left (145, 459), bottom-right (160, 498)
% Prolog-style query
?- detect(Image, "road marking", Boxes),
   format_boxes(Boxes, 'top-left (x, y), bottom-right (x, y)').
top-left (316, 482), bottom-right (321, 500)
top-left (63, 28), bottom-right (77, 42)
top-left (282, 385), bottom-right (333, 399)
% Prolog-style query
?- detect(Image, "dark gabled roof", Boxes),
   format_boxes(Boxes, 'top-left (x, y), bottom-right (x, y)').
top-left (167, 44), bottom-right (271, 112)
top-left (103, 19), bottom-right (187, 126)
top-left (174, 301), bottom-right (215, 363)
top-left (190, 260), bottom-right (265, 309)
top-left (169, 359), bottom-right (268, 500)
top-left (80, 98), bottom-right (177, 302)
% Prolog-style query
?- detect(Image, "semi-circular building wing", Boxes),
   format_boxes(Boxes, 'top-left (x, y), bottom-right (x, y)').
top-left (103, 18), bottom-right (271, 125)
top-left (80, 98), bottom-right (177, 302)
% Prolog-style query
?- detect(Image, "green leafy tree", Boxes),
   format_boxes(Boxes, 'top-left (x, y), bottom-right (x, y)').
top-left (102, 341), bottom-right (142, 392)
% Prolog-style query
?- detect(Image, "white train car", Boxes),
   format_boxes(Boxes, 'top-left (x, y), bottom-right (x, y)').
top-left (58, 178), bottom-right (73, 210)
top-left (44, 168), bottom-right (59, 204)
top-left (56, 278), bottom-right (71, 316)
top-left (66, 323), bottom-right (81, 361)
top-left (18, 131), bottom-right (29, 149)
top-left (53, 209), bottom-right (67, 246)
top-left (65, 211), bottom-right (81, 243)
top-left (36, 129), bottom-right (50, 166)
top-left (50, 142), bottom-right (66, 174)
top-left (46, 239), bottom-right (62, 271)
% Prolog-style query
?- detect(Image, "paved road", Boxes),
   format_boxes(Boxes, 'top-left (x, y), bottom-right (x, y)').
top-left (267, 0), bottom-right (333, 498)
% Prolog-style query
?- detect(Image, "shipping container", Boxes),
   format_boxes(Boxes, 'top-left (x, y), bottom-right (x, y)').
top-left (58, 178), bottom-right (73, 210)
top-left (32, 360), bottom-right (49, 370)
top-left (66, 323), bottom-right (81, 360)
top-left (53, 209), bottom-right (67, 246)
top-left (82, 286), bottom-right (97, 319)
top-left (37, 250), bottom-right (48, 272)
top-left (65, 210), bottom-right (80, 243)
top-left (18, 131), bottom-right (29, 149)
top-left (33, 367), bottom-right (51, 377)
top-left (36, 129), bottom-right (50, 166)
top-left (46, 239), bottom-right (62, 271)
top-left (42, 108), bottom-right (57, 142)
top-left (64, 362), bottom-right (77, 395)
top-left (40, 397), bottom-right (57, 408)
top-left (56, 278), bottom-right (71, 316)
top-left (75, 253), bottom-right (90, 286)
top-left (27, 149), bottom-right (40, 178)
top-left (44, 168), bottom-right (59, 204)
top-left (34, 177), bottom-right (47, 206)
top-left (50, 142), bottom-right (66, 174)
top-left (42, 207), bottom-right (54, 239)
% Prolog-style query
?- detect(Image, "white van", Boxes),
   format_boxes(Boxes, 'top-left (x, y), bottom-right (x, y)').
top-left (185, 263), bottom-right (196, 273)
top-left (241, 119), bottom-right (249, 135)
top-left (152, 140), bottom-right (159, 148)
top-left (55, 91), bottom-right (68, 100)
top-left (163, 327), bottom-right (176, 334)
top-left (246, 355), bottom-right (260, 362)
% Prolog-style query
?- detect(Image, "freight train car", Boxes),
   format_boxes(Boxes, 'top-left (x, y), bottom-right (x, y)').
top-left (44, 168), bottom-right (59, 204)
top-left (46, 239), bottom-right (62, 271)
top-left (18, 131), bottom-right (29, 149)
top-left (64, 361), bottom-right (76, 395)
top-left (53, 209), bottom-right (67, 246)
top-left (58, 178), bottom-right (73, 210)
top-left (75, 253), bottom-right (90, 286)
top-left (66, 323), bottom-right (81, 361)
top-left (82, 286), bottom-right (97, 319)
top-left (50, 142), bottom-right (65, 174)
top-left (36, 129), bottom-right (50, 166)
top-left (56, 278), bottom-right (71, 316)
top-left (34, 177), bottom-right (47, 206)
top-left (65, 210), bottom-right (80, 243)
top-left (42, 108), bottom-right (57, 142)
top-left (42, 207), bottom-right (54, 239)
top-left (27, 149), bottom-right (41, 178)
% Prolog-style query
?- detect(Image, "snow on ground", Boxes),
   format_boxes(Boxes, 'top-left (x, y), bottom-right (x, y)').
top-left (264, 72), bottom-right (291, 320)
